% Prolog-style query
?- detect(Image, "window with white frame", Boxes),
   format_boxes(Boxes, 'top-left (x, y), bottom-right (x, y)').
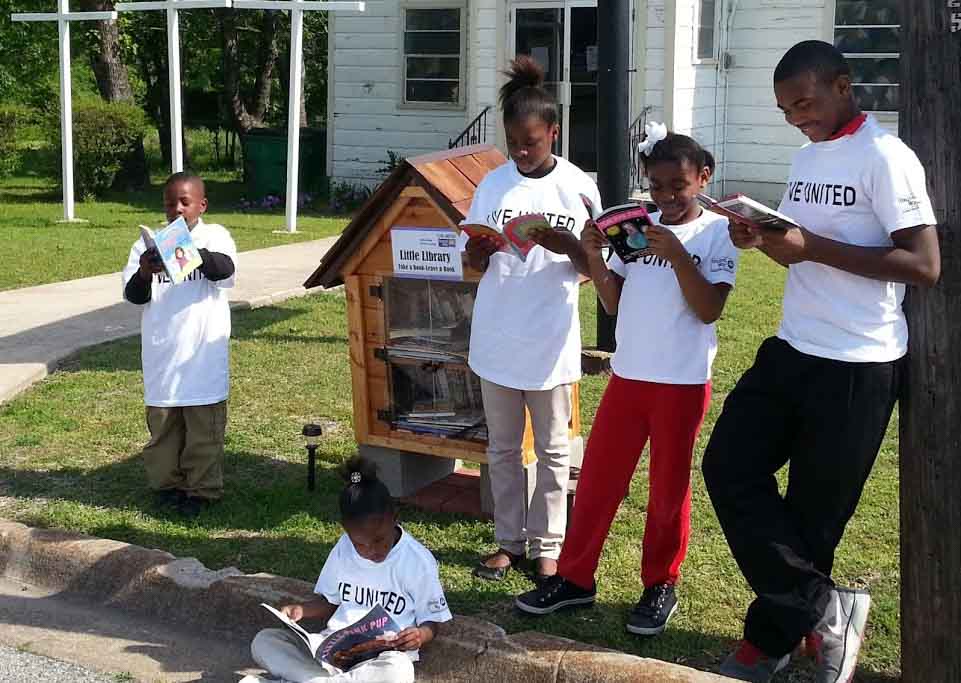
top-left (834, 0), bottom-right (899, 112)
top-left (402, 6), bottom-right (465, 106)
top-left (696, 0), bottom-right (716, 60)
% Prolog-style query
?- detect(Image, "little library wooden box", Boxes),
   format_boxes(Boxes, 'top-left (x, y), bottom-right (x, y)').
top-left (304, 145), bottom-right (583, 495)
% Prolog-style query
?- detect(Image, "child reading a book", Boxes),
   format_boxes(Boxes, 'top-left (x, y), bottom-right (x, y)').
top-left (121, 172), bottom-right (237, 517)
top-left (701, 41), bottom-right (939, 683)
top-left (241, 457), bottom-right (453, 683)
top-left (516, 126), bottom-right (739, 638)
top-left (461, 55), bottom-right (601, 583)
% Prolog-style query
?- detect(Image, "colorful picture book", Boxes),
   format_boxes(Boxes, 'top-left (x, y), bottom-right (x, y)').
top-left (261, 603), bottom-right (401, 672)
top-left (462, 213), bottom-right (553, 262)
top-left (696, 193), bottom-right (800, 232)
top-left (581, 194), bottom-right (654, 264)
top-left (139, 215), bottom-right (202, 284)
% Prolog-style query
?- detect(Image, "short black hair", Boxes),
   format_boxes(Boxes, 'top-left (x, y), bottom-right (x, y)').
top-left (499, 54), bottom-right (559, 127)
top-left (338, 456), bottom-right (395, 524)
top-left (774, 40), bottom-right (851, 85)
top-left (642, 132), bottom-right (715, 176)
top-left (164, 171), bottom-right (206, 196)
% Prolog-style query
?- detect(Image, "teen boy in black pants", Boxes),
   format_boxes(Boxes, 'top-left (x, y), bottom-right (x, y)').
top-left (703, 41), bottom-right (941, 683)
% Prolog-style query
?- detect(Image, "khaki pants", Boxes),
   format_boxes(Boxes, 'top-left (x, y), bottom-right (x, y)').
top-left (480, 379), bottom-right (572, 560)
top-left (250, 629), bottom-right (415, 683)
top-left (143, 401), bottom-right (227, 500)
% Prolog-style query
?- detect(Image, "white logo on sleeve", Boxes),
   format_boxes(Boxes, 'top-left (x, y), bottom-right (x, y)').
top-left (711, 256), bottom-right (736, 274)
top-left (428, 596), bottom-right (448, 613)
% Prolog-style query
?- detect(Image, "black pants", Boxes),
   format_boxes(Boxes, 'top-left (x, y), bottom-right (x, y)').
top-left (702, 336), bottom-right (900, 657)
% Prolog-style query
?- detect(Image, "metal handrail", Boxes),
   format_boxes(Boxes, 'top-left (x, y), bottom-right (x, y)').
top-left (449, 105), bottom-right (492, 149)
top-left (629, 105), bottom-right (654, 194)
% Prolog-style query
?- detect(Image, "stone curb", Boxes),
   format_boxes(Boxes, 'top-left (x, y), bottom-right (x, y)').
top-left (0, 520), bottom-right (732, 682)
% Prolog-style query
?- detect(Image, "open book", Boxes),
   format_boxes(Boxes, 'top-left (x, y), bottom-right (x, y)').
top-left (139, 215), bottom-right (202, 284)
top-left (696, 193), bottom-right (800, 232)
top-left (581, 194), bottom-right (654, 264)
top-left (261, 603), bottom-right (402, 672)
top-left (461, 213), bottom-right (556, 262)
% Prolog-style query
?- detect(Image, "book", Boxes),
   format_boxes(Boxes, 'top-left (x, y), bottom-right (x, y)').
top-left (581, 194), bottom-right (654, 264)
top-left (461, 214), bottom-right (555, 262)
top-left (261, 603), bottom-right (402, 672)
top-left (696, 193), bottom-right (800, 232)
top-left (139, 216), bottom-right (202, 284)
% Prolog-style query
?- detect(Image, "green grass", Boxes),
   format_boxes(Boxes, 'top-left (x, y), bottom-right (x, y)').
top-left (0, 174), bottom-right (348, 292)
top-left (0, 252), bottom-right (901, 681)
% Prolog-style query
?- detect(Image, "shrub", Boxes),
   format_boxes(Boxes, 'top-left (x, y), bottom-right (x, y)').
top-left (329, 180), bottom-right (372, 214)
top-left (0, 104), bottom-right (31, 178)
top-left (44, 98), bottom-right (149, 199)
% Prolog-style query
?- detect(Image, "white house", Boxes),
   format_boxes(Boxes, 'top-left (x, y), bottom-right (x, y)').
top-left (325, 0), bottom-right (899, 203)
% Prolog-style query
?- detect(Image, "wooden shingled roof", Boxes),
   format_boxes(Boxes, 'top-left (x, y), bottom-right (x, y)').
top-left (303, 144), bottom-right (506, 290)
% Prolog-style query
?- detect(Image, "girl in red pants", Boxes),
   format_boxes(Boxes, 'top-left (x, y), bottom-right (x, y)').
top-left (515, 126), bottom-right (738, 636)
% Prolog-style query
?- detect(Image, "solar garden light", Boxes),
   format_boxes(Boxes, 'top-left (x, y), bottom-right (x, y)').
top-left (302, 423), bottom-right (323, 491)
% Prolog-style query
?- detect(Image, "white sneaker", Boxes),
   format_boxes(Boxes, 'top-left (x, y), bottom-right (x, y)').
top-left (804, 587), bottom-right (871, 683)
top-left (238, 675), bottom-right (281, 683)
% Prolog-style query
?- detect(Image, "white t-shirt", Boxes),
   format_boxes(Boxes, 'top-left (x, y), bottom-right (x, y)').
top-left (121, 219), bottom-right (237, 407)
top-left (609, 209), bottom-right (738, 384)
top-left (462, 157), bottom-right (601, 390)
top-left (777, 116), bottom-right (937, 362)
top-left (313, 527), bottom-right (453, 662)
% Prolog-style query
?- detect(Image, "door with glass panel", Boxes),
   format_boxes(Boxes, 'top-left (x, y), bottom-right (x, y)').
top-left (511, 2), bottom-right (598, 172)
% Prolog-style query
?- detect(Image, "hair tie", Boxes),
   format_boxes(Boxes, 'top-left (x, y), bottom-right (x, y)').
top-left (350, 471), bottom-right (362, 484)
top-left (637, 121), bottom-right (668, 156)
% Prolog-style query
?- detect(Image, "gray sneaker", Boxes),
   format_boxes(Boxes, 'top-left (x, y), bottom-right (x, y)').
top-left (803, 587), bottom-right (871, 683)
top-left (719, 640), bottom-right (790, 682)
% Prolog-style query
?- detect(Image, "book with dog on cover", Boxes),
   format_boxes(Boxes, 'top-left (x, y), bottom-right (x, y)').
top-left (261, 603), bottom-right (402, 672)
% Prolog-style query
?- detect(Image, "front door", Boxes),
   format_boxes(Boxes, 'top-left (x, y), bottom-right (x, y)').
top-left (511, 1), bottom-right (598, 172)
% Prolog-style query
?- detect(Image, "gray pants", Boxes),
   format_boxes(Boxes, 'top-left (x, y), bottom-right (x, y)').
top-left (480, 379), bottom-right (572, 560)
top-left (250, 629), bottom-right (415, 683)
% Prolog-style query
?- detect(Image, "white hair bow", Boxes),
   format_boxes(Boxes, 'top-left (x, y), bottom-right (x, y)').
top-left (637, 121), bottom-right (669, 156)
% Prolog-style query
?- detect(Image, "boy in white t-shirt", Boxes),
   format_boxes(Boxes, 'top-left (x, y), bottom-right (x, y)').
top-left (702, 41), bottom-right (941, 683)
top-left (121, 172), bottom-right (238, 517)
top-left (242, 457), bottom-right (453, 683)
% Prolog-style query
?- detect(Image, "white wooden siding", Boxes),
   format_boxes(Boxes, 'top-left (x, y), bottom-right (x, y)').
top-left (328, 0), bottom-right (472, 187)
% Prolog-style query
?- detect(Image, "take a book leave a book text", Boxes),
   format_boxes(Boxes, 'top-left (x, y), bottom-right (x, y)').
top-left (261, 603), bottom-right (401, 672)
top-left (461, 213), bottom-right (555, 262)
top-left (581, 194), bottom-right (655, 264)
top-left (139, 215), bottom-right (202, 284)
top-left (696, 193), bottom-right (800, 231)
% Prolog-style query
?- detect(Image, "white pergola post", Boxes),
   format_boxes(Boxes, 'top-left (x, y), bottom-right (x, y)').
top-left (116, 0), bottom-right (233, 173)
top-left (12, 0), bottom-right (118, 222)
top-left (231, 0), bottom-right (364, 233)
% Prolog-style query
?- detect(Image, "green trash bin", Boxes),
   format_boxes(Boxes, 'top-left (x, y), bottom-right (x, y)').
top-left (242, 127), bottom-right (327, 201)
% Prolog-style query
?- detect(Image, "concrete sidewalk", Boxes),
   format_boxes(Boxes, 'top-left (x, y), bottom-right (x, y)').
top-left (0, 237), bottom-right (338, 404)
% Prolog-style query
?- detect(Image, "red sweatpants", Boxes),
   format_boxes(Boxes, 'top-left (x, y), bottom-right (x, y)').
top-left (558, 374), bottom-right (711, 590)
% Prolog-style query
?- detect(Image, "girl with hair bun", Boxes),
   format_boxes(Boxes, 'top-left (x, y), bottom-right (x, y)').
top-left (461, 54), bottom-right (600, 584)
top-left (242, 456), bottom-right (452, 683)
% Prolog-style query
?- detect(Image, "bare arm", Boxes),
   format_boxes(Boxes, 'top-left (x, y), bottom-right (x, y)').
top-left (798, 224), bottom-right (940, 287)
top-left (281, 597), bottom-right (338, 627)
top-left (580, 222), bottom-right (623, 314)
top-left (671, 253), bottom-right (733, 324)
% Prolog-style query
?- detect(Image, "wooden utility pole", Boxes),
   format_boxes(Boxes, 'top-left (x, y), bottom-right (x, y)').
top-left (595, 0), bottom-right (630, 351)
top-left (898, 2), bottom-right (961, 681)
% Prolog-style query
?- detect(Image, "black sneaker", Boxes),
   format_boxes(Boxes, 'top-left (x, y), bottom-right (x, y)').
top-left (515, 575), bottom-right (596, 615)
top-left (626, 583), bottom-right (678, 635)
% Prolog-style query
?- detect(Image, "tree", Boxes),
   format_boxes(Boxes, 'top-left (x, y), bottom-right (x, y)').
top-left (898, 2), bottom-right (961, 681)
top-left (79, 0), bottom-right (149, 189)
top-left (221, 8), bottom-right (280, 134)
